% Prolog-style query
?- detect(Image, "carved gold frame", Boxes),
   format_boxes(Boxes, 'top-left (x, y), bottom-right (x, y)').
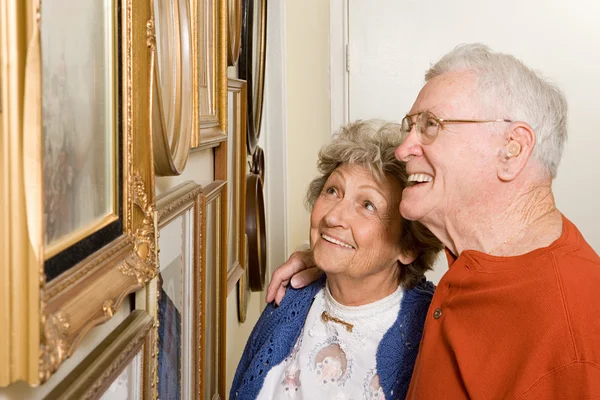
top-left (227, 0), bottom-right (243, 66)
top-left (45, 310), bottom-right (154, 400)
top-left (0, 0), bottom-right (156, 386)
top-left (150, 0), bottom-right (194, 176)
top-left (147, 180), bottom-right (204, 399)
top-left (190, 0), bottom-right (228, 149)
top-left (200, 181), bottom-right (227, 399)
top-left (215, 79), bottom-right (247, 295)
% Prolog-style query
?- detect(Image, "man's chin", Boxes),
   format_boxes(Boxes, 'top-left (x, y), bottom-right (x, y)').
top-left (400, 202), bottom-right (423, 221)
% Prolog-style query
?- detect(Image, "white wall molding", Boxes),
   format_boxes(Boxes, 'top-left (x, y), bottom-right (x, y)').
top-left (329, 0), bottom-right (349, 134)
top-left (262, 0), bottom-right (289, 276)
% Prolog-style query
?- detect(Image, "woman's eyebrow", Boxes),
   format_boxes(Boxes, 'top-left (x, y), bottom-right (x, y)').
top-left (358, 184), bottom-right (386, 199)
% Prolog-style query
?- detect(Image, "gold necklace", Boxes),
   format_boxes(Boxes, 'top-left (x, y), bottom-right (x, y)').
top-left (489, 208), bottom-right (557, 255)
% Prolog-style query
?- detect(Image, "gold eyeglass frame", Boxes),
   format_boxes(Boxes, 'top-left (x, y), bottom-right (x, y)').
top-left (401, 111), bottom-right (513, 144)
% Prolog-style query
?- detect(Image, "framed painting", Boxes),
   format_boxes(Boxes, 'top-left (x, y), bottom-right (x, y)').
top-left (239, 0), bottom-right (267, 154)
top-left (145, 181), bottom-right (203, 399)
top-left (45, 310), bottom-right (153, 400)
top-left (215, 79), bottom-right (247, 295)
top-left (151, 0), bottom-right (194, 176)
top-left (0, 0), bottom-right (156, 386)
top-left (190, 0), bottom-right (228, 149)
top-left (201, 181), bottom-right (227, 399)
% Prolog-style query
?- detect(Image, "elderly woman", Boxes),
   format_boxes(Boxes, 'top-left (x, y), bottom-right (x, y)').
top-left (230, 120), bottom-right (442, 400)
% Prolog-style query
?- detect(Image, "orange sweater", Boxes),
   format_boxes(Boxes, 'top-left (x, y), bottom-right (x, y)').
top-left (406, 215), bottom-right (600, 399)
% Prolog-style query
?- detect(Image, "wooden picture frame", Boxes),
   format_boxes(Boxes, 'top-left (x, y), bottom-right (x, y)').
top-left (145, 181), bottom-right (203, 399)
top-left (151, 0), bottom-right (195, 176)
top-left (200, 181), bottom-right (227, 399)
top-left (0, 0), bottom-right (156, 385)
top-left (190, 0), bottom-right (228, 149)
top-left (239, 0), bottom-right (267, 155)
top-left (215, 79), bottom-right (247, 295)
top-left (45, 310), bottom-right (154, 400)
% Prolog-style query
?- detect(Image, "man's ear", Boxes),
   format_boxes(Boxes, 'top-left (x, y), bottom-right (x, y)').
top-left (497, 122), bottom-right (536, 182)
top-left (398, 249), bottom-right (417, 265)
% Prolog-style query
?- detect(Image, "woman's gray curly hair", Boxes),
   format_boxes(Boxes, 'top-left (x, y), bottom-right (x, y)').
top-left (305, 119), bottom-right (442, 289)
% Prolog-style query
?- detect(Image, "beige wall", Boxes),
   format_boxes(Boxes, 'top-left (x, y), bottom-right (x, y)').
top-left (286, 0), bottom-right (332, 251)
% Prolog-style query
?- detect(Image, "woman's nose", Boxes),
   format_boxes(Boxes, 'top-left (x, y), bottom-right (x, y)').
top-left (323, 199), bottom-right (350, 228)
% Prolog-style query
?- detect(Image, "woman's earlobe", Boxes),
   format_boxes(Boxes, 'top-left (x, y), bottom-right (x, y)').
top-left (398, 250), bottom-right (417, 265)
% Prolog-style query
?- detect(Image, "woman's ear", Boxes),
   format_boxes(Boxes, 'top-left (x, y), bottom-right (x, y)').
top-left (398, 249), bottom-right (417, 265)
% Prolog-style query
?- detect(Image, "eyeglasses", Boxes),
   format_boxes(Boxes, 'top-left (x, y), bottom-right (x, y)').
top-left (400, 111), bottom-right (513, 145)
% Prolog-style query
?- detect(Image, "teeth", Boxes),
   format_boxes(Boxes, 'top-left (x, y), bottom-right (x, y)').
top-left (321, 234), bottom-right (354, 249)
top-left (408, 173), bottom-right (433, 183)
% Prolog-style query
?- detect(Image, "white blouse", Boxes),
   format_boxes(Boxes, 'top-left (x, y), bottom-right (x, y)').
top-left (256, 284), bottom-right (403, 400)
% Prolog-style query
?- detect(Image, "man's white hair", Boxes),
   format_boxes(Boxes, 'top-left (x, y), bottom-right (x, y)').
top-left (426, 43), bottom-right (567, 178)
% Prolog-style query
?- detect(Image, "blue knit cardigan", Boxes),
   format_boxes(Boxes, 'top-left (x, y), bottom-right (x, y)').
top-left (230, 276), bottom-right (435, 400)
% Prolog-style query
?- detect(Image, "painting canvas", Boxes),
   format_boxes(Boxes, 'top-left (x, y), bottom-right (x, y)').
top-left (154, 182), bottom-right (202, 399)
top-left (99, 352), bottom-right (143, 400)
top-left (157, 211), bottom-right (194, 400)
top-left (41, 0), bottom-right (117, 258)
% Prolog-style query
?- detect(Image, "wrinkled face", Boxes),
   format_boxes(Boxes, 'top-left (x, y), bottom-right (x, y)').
top-left (394, 71), bottom-right (501, 227)
top-left (310, 164), bottom-right (407, 279)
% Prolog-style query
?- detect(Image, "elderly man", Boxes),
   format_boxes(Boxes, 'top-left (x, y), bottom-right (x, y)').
top-left (266, 44), bottom-right (600, 399)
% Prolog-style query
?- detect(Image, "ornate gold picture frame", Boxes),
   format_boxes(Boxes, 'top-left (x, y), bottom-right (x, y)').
top-left (215, 79), bottom-right (247, 295)
top-left (200, 181), bottom-right (227, 399)
top-left (0, 0), bottom-right (156, 386)
top-left (151, 0), bottom-right (194, 176)
top-left (190, 0), bottom-right (228, 149)
top-left (227, 0), bottom-right (243, 66)
top-left (45, 310), bottom-right (154, 400)
top-left (147, 181), bottom-right (204, 399)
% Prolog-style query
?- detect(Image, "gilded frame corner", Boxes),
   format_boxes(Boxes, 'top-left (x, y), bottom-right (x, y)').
top-left (45, 310), bottom-right (154, 400)
top-left (0, 0), bottom-right (157, 386)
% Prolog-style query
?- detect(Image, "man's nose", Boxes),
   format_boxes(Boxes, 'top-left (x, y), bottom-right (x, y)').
top-left (395, 128), bottom-right (423, 162)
